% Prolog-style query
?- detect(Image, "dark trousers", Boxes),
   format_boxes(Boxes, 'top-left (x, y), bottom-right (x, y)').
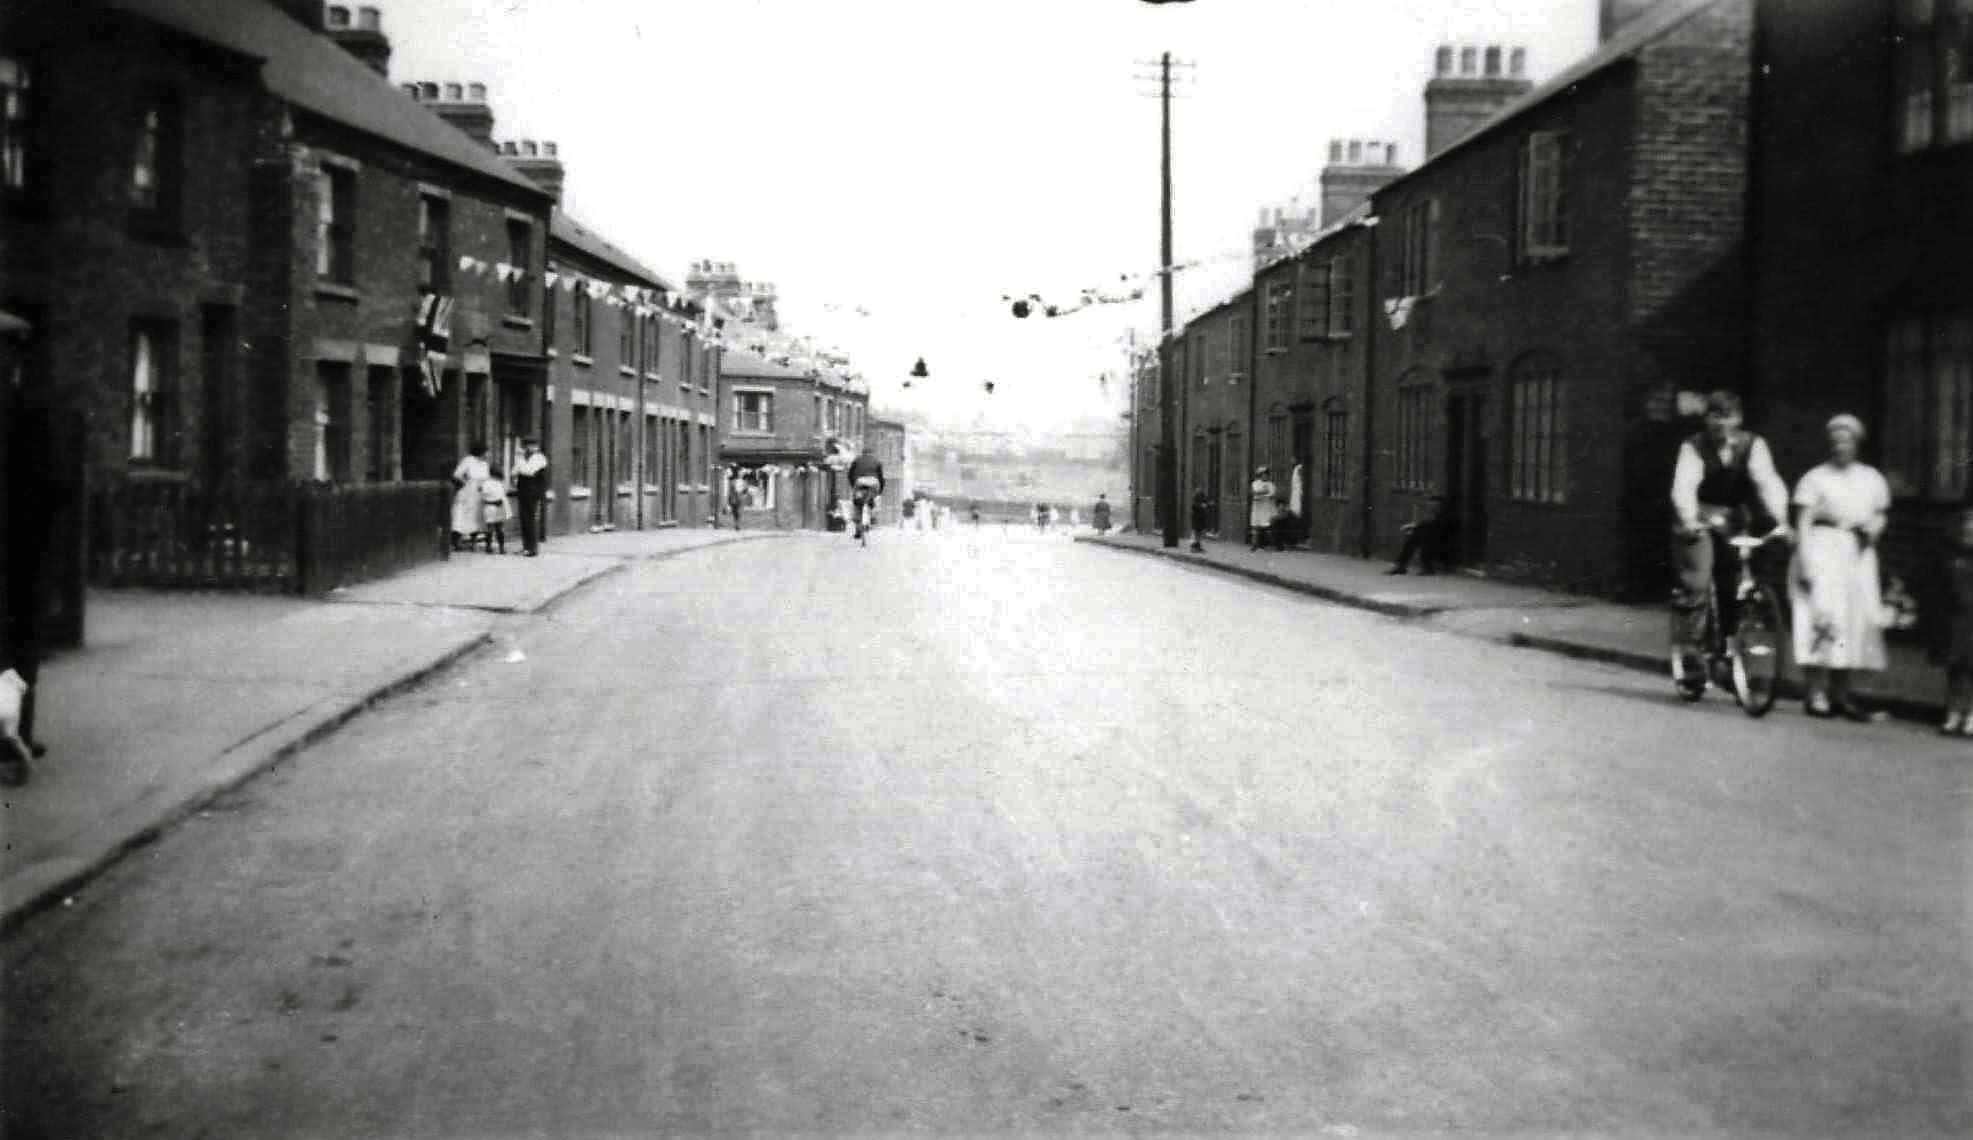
top-left (1950, 665), bottom-right (1973, 713)
top-left (516, 487), bottom-right (544, 553)
top-left (1393, 521), bottom-right (1446, 572)
top-left (1671, 528), bottom-right (1738, 645)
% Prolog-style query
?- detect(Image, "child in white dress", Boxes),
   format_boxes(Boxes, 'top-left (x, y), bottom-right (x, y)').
top-left (479, 467), bottom-right (511, 554)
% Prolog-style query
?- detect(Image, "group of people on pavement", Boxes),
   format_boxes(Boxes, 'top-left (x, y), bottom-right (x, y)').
top-left (1669, 391), bottom-right (1920, 726)
top-left (449, 438), bottom-right (549, 557)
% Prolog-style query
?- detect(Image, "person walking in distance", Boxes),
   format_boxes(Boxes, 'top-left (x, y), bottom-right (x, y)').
top-left (725, 467), bottom-right (748, 531)
top-left (1189, 486), bottom-right (1210, 553)
top-left (513, 435), bottom-right (548, 557)
top-left (1092, 493), bottom-right (1113, 535)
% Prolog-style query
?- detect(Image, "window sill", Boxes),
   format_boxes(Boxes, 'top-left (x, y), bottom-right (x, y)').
top-left (731, 429), bottom-right (775, 438)
top-left (571, 354), bottom-right (594, 368)
top-left (1518, 250), bottom-right (1570, 268)
top-left (642, 483), bottom-right (662, 494)
top-left (619, 365), bottom-right (637, 378)
top-left (502, 315), bottom-right (535, 330)
top-left (569, 486), bottom-right (592, 501)
top-left (616, 483), bottom-right (635, 498)
top-left (124, 465), bottom-right (190, 484)
top-left (314, 282), bottom-right (360, 303)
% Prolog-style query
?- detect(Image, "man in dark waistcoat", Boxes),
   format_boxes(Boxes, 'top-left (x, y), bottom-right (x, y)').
top-left (1669, 390), bottom-right (1792, 672)
top-left (513, 435), bottom-right (548, 556)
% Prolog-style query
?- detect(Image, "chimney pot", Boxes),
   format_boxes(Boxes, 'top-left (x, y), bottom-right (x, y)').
top-left (357, 6), bottom-right (380, 30)
top-left (468, 82), bottom-right (486, 102)
top-left (1510, 46), bottom-right (1527, 76)
top-left (500, 140), bottom-right (517, 155)
top-left (444, 82), bottom-right (463, 101)
top-left (1328, 139), bottom-right (1343, 162)
top-left (1484, 45), bottom-right (1502, 76)
top-left (401, 82), bottom-right (420, 99)
top-left (1387, 142), bottom-right (1399, 165)
top-left (543, 141), bottom-right (558, 156)
top-left (327, 5), bottom-right (350, 28)
top-left (418, 81), bottom-right (439, 99)
top-left (1435, 45), bottom-right (1453, 76)
top-left (1460, 46), bottom-right (1478, 75)
top-left (1347, 139), bottom-right (1363, 163)
top-left (521, 139), bottom-right (538, 156)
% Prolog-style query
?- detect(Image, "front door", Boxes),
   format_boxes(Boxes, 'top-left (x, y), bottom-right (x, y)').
top-left (1205, 433), bottom-right (1223, 533)
top-left (1444, 390), bottom-right (1490, 565)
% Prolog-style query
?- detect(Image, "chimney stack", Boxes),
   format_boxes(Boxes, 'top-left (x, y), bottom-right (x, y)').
top-left (327, 5), bottom-right (392, 78)
top-left (1423, 43), bottom-right (1534, 159)
top-left (507, 138), bottom-right (565, 203)
top-left (1318, 137), bottom-right (1404, 228)
top-left (1599, 0), bottom-right (1666, 42)
top-left (415, 79), bottom-right (495, 145)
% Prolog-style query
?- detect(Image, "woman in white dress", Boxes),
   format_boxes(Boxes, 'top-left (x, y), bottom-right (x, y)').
top-left (450, 441), bottom-right (491, 551)
top-left (1788, 414), bottom-right (1891, 720)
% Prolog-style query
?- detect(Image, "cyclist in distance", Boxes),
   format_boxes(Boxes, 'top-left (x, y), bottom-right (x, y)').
top-left (843, 441), bottom-right (885, 541)
top-left (1669, 390), bottom-right (1791, 687)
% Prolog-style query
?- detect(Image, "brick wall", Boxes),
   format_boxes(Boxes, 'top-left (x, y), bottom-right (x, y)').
top-left (284, 115), bottom-right (549, 490)
top-left (1173, 292), bottom-right (1255, 537)
top-left (1353, 5), bottom-right (1755, 599)
top-left (2, 16), bottom-right (273, 493)
top-left (1371, 63), bottom-right (1640, 595)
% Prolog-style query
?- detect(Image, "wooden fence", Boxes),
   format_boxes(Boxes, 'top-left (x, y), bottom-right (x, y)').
top-left (92, 480), bottom-right (448, 595)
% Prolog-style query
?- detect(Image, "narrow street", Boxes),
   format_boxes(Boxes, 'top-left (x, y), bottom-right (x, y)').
top-left (5, 530), bottom-right (1967, 1138)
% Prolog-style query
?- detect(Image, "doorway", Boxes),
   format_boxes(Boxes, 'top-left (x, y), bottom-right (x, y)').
top-left (1444, 388), bottom-right (1490, 566)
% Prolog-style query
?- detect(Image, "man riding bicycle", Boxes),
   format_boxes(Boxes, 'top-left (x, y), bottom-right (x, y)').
top-left (1670, 390), bottom-right (1791, 684)
top-left (843, 444), bottom-right (885, 540)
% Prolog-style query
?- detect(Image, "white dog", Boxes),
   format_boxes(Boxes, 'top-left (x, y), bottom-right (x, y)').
top-left (0, 667), bottom-right (31, 771)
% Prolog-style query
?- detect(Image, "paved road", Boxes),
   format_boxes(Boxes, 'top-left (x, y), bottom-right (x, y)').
top-left (5, 528), bottom-right (1968, 1137)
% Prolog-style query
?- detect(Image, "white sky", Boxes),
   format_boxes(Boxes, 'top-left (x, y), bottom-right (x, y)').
top-left (387, 0), bottom-right (1596, 432)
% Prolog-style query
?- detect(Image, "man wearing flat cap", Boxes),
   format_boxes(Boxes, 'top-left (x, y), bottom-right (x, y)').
top-left (513, 435), bottom-right (548, 557)
top-left (1669, 390), bottom-right (1791, 686)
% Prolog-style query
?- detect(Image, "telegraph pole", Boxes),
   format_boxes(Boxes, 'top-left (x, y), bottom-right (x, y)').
top-left (1136, 38), bottom-right (1189, 546)
top-left (1157, 51), bottom-right (1178, 547)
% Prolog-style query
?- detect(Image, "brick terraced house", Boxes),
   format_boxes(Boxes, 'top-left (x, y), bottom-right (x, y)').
top-left (1367, 0), bottom-right (1756, 597)
top-left (534, 206), bottom-right (716, 538)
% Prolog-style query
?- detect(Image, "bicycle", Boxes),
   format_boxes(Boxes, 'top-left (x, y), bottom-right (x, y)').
top-left (1672, 525), bottom-right (1789, 717)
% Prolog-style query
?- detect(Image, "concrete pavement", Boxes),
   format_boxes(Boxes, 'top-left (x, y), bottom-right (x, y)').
top-left (4, 528), bottom-right (1965, 1137)
top-left (0, 528), bottom-right (782, 935)
top-left (1080, 529), bottom-right (1942, 722)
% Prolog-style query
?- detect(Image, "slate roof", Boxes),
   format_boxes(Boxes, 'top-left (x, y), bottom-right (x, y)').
top-left (721, 352), bottom-right (814, 382)
top-left (111, 0), bottom-right (549, 198)
top-left (549, 211), bottom-right (677, 292)
top-left (1376, 0), bottom-right (1722, 197)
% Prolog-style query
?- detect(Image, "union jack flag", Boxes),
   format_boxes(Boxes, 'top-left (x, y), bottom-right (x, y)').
top-left (415, 291), bottom-right (455, 398)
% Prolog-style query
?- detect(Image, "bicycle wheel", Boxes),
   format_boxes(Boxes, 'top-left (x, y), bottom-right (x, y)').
top-left (1728, 586), bottom-right (1784, 717)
